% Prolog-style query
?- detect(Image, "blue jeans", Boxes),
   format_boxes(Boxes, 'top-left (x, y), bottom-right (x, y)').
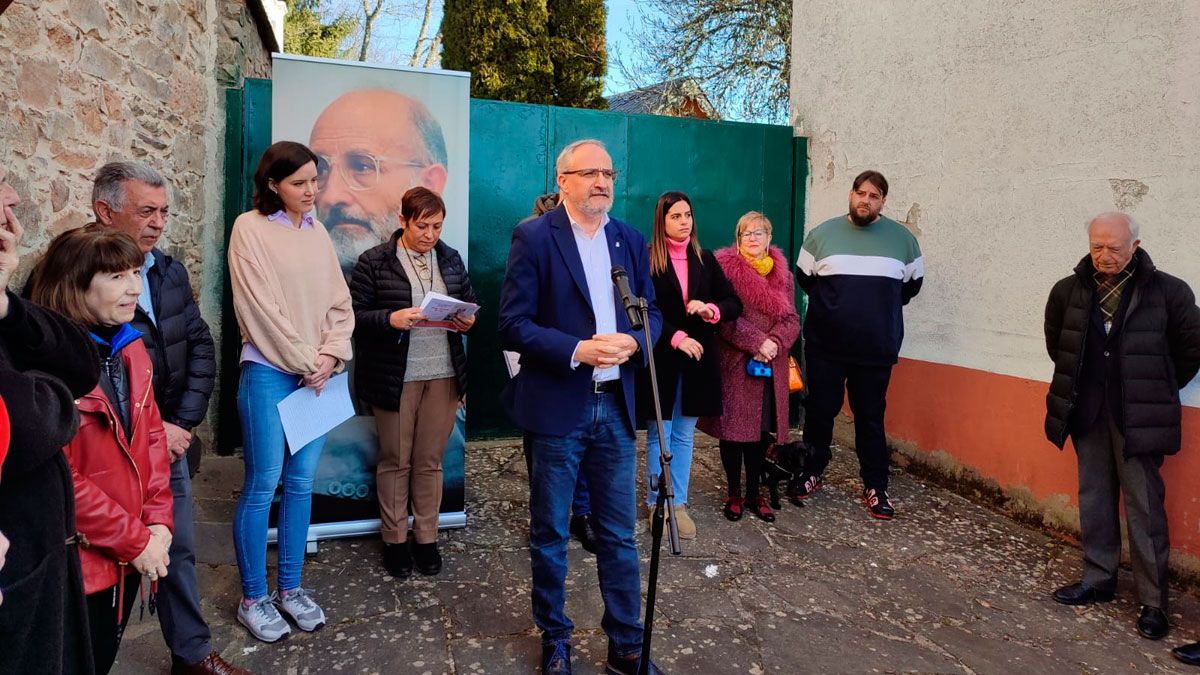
top-left (233, 363), bottom-right (326, 600)
top-left (524, 435), bottom-right (590, 517)
top-left (528, 391), bottom-right (643, 654)
top-left (572, 472), bottom-right (590, 516)
top-left (645, 376), bottom-right (698, 506)
top-left (157, 455), bottom-right (213, 663)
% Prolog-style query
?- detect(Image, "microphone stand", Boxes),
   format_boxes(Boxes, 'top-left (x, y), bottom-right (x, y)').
top-left (635, 295), bottom-right (681, 675)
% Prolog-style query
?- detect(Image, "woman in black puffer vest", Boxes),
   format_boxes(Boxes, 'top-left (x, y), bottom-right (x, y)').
top-left (349, 187), bottom-right (475, 580)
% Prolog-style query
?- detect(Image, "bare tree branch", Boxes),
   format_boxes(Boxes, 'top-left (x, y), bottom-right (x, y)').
top-left (357, 0), bottom-right (385, 61)
top-left (423, 31), bottom-right (441, 68)
top-left (409, 0), bottom-right (434, 66)
top-left (616, 0), bottom-right (790, 122)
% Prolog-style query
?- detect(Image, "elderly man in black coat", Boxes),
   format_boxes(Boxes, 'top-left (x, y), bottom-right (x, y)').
top-left (0, 176), bottom-right (100, 674)
top-left (1044, 212), bottom-right (1200, 643)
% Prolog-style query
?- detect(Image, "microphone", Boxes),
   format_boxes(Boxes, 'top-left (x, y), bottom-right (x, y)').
top-left (611, 265), bottom-right (644, 330)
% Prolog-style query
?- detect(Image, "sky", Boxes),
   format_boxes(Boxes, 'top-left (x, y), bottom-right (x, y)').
top-left (603, 0), bottom-right (641, 95)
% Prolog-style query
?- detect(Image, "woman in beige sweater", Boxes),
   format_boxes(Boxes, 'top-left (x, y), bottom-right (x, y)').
top-left (227, 141), bottom-right (353, 643)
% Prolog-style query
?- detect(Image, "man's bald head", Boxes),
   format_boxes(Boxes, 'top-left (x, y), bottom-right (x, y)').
top-left (310, 88), bottom-right (449, 271)
top-left (312, 89), bottom-right (448, 169)
top-left (1086, 211), bottom-right (1141, 275)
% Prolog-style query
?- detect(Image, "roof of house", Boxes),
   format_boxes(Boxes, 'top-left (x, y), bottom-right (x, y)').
top-left (606, 77), bottom-right (720, 120)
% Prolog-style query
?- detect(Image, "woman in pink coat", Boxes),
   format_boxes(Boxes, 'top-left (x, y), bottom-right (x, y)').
top-left (698, 211), bottom-right (800, 522)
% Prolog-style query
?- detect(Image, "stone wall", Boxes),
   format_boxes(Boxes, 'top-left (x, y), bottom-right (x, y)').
top-left (0, 0), bottom-right (274, 444)
top-left (218, 0), bottom-right (275, 85)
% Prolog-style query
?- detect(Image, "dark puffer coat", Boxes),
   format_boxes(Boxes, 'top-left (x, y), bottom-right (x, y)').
top-left (349, 230), bottom-right (475, 409)
top-left (129, 248), bottom-right (215, 472)
top-left (1044, 248), bottom-right (1200, 455)
top-left (636, 245), bottom-right (742, 420)
top-left (0, 292), bottom-right (100, 675)
top-left (130, 249), bottom-right (215, 430)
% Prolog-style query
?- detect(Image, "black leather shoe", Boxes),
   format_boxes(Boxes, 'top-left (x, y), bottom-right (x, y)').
top-left (569, 514), bottom-right (598, 554)
top-left (382, 542), bottom-right (412, 579)
top-left (605, 652), bottom-right (664, 675)
top-left (1172, 641), bottom-right (1200, 666)
top-left (1052, 581), bottom-right (1115, 606)
top-left (1137, 605), bottom-right (1169, 640)
top-left (413, 542), bottom-right (442, 576)
top-left (542, 640), bottom-right (571, 674)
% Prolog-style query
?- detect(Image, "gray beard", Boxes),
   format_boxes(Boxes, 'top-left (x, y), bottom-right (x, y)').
top-left (330, 226), bottom-right (388, 272)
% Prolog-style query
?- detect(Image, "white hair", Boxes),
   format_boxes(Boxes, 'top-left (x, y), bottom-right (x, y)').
top-left (555, 139), bottom-right (607, 175)
top-left (1087, 211), bottom-right (1140, 243)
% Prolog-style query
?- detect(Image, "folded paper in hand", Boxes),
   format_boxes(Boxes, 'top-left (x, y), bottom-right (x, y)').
top-left (416, 292), bottom-right (480, 330)
top-left (276, 372), bottom-right (355, 454)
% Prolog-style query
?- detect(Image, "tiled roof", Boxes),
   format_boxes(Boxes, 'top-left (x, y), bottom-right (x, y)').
top-left (606, 77), bottom-right (719, 119)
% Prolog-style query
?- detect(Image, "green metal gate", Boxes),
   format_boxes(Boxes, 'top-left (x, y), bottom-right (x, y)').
top-left (219, 80), bottom-right (806, 449)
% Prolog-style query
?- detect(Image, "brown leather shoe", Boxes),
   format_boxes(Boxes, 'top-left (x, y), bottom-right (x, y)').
top-left (172, 651), bottom-right (251, 675)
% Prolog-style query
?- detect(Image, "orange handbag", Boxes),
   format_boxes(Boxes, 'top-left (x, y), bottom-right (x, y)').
top-left (787, 356), bottom-right (804, 393)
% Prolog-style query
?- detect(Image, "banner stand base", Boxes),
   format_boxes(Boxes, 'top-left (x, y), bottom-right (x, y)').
top-left (269, 511), bottom-right (468, 552)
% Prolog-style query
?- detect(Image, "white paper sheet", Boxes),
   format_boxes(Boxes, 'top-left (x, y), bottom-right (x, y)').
top-left (503, 350), bottom-right (521, 378)
top-left (276, 372), bottom-right (355, 455)
top-left (418, 291), bottom-right (480, 321)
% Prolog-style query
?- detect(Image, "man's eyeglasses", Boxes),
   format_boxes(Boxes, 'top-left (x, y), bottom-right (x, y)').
top-left (739, 229), bottom-right (768, 239)
top-left (561, 168), bottom-right (618, 181)
top-left (316, 151), bottom-right (427, 192)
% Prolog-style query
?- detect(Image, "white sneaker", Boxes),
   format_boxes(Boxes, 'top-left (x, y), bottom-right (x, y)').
top-left (237, 596), bottom-right (291, 643)
top-left (275, 588), bottom-right (326, 631)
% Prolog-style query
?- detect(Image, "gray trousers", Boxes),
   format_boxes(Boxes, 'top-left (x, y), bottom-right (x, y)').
top-left (157, 452), bottom-right (214, 664)
top-left (1073, 409), bottom-right (1170, 610)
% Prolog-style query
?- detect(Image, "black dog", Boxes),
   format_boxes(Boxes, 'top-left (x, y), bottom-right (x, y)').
top-left (761, 441), bottom-right (810, 510)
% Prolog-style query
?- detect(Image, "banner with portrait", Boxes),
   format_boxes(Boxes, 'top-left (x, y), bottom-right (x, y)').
top-left (270, 54), bottom-right (470, 540)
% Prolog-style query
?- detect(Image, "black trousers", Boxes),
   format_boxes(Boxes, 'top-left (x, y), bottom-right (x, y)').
top-left (801, 349), bottom-right (894, 491)
top-left (86, 573), bottom-right (140, 675)
top-left (1073, 408), bottom-right (1170, 609)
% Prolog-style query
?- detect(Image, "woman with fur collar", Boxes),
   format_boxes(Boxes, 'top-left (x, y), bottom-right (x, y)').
top-left (698, 211), bottom-right (800, 523)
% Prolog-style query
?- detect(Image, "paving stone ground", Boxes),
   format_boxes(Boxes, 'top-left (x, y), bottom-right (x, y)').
top-left (114, 434), bottom-right (1200, 674)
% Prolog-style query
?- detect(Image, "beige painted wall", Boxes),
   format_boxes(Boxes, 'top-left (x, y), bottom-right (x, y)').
top-left (791, 0), bottom-right (1200, 403)
top-left (0, 0), bottom-right (273, 442)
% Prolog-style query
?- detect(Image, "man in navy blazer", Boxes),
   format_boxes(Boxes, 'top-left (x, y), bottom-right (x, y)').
top-left (499, 139), bottom-right (662, 675)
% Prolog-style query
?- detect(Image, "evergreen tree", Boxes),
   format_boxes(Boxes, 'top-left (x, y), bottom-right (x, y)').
top-left (283, 0), bottom-right (358, 59)
top-left (441, 0), bottom-right (554, 104)
top-left (547, 0), bottom-right (607, 109)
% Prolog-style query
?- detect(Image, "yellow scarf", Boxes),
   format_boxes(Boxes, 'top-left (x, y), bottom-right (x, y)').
top-left (741, 249), bottom-right (774, 276)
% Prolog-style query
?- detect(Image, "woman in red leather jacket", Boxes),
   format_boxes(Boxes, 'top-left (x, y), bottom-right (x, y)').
top-left (28, 224), bottom-right (174, 675)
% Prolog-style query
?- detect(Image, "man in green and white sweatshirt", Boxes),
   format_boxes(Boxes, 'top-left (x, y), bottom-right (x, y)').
top-left (794, 170), bottom-right (923, 519)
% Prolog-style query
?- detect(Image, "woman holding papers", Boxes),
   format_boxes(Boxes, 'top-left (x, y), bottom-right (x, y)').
top-left (227, 141), bottom-right (354, 643)
top-left (27, 225), bottom-right (174, 674)
top-left (349, 186), bottom-right (476, 579)
top-left (636, 191), bottom-right (742, 540)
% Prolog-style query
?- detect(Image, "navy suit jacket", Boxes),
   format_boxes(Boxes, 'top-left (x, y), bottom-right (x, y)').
top-left (499, 204), bottom-right (661, 436)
